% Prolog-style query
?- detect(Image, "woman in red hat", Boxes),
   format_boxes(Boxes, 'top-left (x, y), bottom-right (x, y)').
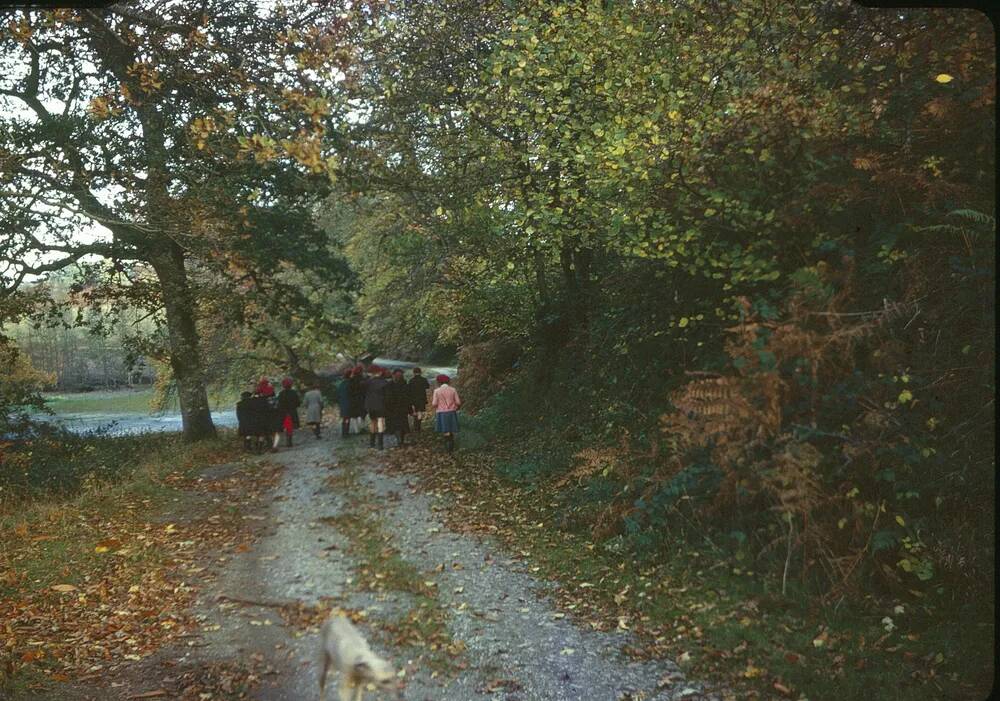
top-left (255, 376), bottom-right (275, 398)
top-left (431, 374), bottom-right (461, 452)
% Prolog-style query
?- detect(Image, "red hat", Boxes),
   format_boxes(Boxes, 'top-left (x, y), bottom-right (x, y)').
top-left (368, 364), bottom-right (382, 375)
top-left (281, 377), bottom-right (293, 388)
top-left (436, 374), bottom-right (450, 384)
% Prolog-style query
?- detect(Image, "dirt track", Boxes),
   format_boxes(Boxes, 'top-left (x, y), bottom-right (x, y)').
top-left (29, 432), bottom-right (712, 701)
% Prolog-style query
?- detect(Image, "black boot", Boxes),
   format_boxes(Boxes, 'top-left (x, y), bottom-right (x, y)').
top-left (369, 431), bottom-right (376, 448)
top-left (377, 432), bottom-right (384, 450)
top-left (445, 434), bottom-right (454, 453)
top-left (286, 432), bottom-right (293, 447)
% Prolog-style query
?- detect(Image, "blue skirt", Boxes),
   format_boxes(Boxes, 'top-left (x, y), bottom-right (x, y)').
top-left (435, 410), bottom-right (459, 433)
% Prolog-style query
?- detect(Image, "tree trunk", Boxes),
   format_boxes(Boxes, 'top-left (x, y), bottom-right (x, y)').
top-left (149, 244), bottom-right (216, 441)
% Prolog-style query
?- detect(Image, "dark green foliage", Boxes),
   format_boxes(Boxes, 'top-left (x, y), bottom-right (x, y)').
top-left (0, 428), bottom-right (179, 498)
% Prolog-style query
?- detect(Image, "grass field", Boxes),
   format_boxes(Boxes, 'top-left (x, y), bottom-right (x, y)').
top-left (42, 389), bottom-right (163, 414)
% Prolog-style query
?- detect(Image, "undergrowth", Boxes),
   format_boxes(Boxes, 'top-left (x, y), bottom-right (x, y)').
top-left (449, 259), bottom-right (995, 698)
top-left (0, 427), bottom-right (183, 498)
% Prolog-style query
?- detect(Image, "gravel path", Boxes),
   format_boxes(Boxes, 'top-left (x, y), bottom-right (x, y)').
top-left (350, 447), bottom-right (715, 701)
top-left (77, 432), bottom-right (715, 701)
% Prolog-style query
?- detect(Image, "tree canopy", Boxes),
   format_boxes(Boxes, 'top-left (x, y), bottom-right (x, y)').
top-left (0, 1), bottom-right (360, 438)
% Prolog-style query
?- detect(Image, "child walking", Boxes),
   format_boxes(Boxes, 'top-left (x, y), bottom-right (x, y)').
top-left (431, 374), bottom-right (461, 453)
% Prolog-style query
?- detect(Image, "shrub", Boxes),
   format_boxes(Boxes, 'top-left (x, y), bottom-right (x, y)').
top-left (0, 427), bottom-right (178, 498)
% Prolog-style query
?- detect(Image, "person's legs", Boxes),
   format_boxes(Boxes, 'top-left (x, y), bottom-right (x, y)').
top-left (341, 417), bottom-right (350, 438)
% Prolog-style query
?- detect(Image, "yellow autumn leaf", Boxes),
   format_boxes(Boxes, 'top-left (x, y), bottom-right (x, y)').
top-left (895, 515), bottom-right (906, 526)
top-left (898, 389), bottom-right (913, 404)
top-left (51, 584), bottom-right (78, 593)
top-left (678, 317), bottom-right (689, 328)
top-left (934, 73), bottom-right (954, 83)
top-left (94, 538), bottom-right (121, 553)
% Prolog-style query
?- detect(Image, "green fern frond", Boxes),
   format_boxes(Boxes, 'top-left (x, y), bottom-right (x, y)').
top-left (947, 209), bottom-right (995, 229)
top-left (914, 224), bottom-right (965, 236)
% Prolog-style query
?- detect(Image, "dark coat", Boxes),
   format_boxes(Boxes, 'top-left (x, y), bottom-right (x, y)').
top-left (336, 378), bottom-right (352, 416)
top-left (275, 388), bottom-right (301, 430)
top-left (384, 378), bottom-right (413, 433)
top-left (364, 376), bottom-right (389, 415)
top-left (240, 396), bottom-right (271, 436)
top-left (408, 375), bottom-right (430, 410)
top-left (348, 376), bottom-right (367, 418)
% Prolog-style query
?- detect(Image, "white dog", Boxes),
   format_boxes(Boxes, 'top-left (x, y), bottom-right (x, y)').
top-left (319, 615), bottom-right (398, 701)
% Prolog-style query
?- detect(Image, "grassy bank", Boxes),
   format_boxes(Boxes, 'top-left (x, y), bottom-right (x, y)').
top-left (385, 423), bottom-right (994, 701)
top-left (0, 431), bottom-right (243, 697)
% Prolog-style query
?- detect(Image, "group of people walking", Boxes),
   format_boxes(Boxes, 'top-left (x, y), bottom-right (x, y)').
top-left (235, 365), bottom-right (461, 453)
top-left (335, 365), bottom-right (460, 452)
top-left (235, 376), bottom-right (324, 453)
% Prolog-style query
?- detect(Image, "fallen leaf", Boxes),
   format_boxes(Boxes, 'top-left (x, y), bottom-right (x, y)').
top-left (743, 664), bottom-right (763, 678)
top-left (51, 584), bottom-right (78, 593)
